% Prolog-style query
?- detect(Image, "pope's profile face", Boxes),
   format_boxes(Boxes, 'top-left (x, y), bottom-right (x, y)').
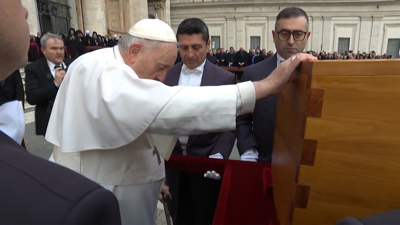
top-left (0, 0), bottom-right (29, 80)
top-left (132, 41), bottom-right (177, 82)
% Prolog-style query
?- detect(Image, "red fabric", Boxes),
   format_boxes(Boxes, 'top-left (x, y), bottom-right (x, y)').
top-left (65, 46), bottom-right (70, 56)
top-left (165, 155), bottom-right (278, 225)
top-left (30, 42), bottom-right (40, 58)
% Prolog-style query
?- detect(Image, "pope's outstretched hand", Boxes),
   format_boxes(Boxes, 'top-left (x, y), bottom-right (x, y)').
top-left (253, 53), bottom-right (317, 100)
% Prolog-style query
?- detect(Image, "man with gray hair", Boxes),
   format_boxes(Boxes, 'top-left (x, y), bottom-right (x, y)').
top-left (45, 18), bottom-right (316, 224)
top-left (25, 32), bottom-right (71, 136)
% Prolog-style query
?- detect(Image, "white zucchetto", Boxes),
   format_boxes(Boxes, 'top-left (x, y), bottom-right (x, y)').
top-left (128, 19), bottom-right (177, 43)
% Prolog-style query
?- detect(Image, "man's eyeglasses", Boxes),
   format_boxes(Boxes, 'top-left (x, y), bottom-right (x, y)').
top-left (276, 30), bottom-right (308, 41)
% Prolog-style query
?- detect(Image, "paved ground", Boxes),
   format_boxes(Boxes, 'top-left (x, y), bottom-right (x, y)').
top-left (24, 122), bottom-right (53, 159)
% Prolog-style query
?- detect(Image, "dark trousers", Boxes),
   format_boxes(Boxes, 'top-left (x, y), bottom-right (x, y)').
top-left (172, 171), bottom-right (221, 225)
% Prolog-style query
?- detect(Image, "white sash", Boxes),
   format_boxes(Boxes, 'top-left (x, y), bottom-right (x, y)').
top-left (0, 100), bottom-right (25, 144)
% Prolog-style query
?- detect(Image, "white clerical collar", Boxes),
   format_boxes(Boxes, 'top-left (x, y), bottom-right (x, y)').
top-left (113, 46), bottom-right (125, 64)
top-left (181, 59), bottom-right (206, 76)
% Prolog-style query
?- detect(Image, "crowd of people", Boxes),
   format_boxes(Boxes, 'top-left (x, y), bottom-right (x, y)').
top-left (28, 29), bottom-right (120, 62)
top-left (28, 30), bottom-right (397, 69)
top-left (204, 47), bottom-right (396, 68)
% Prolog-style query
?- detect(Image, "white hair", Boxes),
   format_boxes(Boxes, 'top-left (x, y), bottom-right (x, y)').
top-left (41, 33), bottom-right (63, 48)
top-left (118, 34), bottom-right (161, 53)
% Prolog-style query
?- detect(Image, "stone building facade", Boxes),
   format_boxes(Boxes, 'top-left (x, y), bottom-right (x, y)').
top-left (23, 0), bottom-right (400, 57)
top-left (22, 0), bottom-right (170, 37)
top-left (170, 0), bottom-right (400, 57)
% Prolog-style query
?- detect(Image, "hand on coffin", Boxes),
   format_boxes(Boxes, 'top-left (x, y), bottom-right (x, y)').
top-left (158, 184), bottom-right (171, 203)
top-left (204, 170), bottom-right (221, 180)
top-left (253, 53), bottom-right (317, 101)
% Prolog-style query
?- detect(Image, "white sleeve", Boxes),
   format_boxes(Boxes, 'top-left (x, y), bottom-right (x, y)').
top-left (149, 81), bottom-right (255, 136)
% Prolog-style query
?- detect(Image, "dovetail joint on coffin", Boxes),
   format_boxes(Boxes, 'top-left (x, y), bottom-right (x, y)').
top-left (301, 139), bottom-right (318, 166)
top-left (307, 89), bottom-right (324, 118)
top-left (294, 185), bottom-right (310, 209)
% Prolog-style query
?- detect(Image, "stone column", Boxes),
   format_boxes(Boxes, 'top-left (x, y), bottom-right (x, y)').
top-left (267, 17), bottom-right (275, 51)
top-left (306, 16), bottom-right (313, 51)
top-left (311, 16), bottom-right (323, 52)
top-left (81, 0), bottom-right (107, 35)
top-left (322, 16), bottom-right (332, 52)
top-left (75, 0), bottom-right (84, 31)
top-left (22, 0), bottom-right (40, 34)
top-left (164, 0), bottom-right (171, 26)
top-left (67, 0), bottom-right (79, 29)
top-left (369, 16), bottom-right (383, 53)
top-left (226, 16), bottom-right (236, 49)
top-left (358, 16), bottom-right (372, 52)
top-left (235, 17), bottom-right (244, 49)
top-left (126, 0), bottom-right (148, 30)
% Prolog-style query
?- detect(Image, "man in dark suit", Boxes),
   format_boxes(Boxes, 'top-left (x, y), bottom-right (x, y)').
top-left (217, 47), bottom-right (227, 66)
top-left (0, 70), bottom-right (25, 144)
top-left (25, 32), bottom-right (72, 136)
top-left (236, 7), bottom-right (311, 162)
top-left (0, 130), bottom-right (122, 224)
top-left (164, 18), bottom-right (236, 225)
top-left (235, 47), bottom-right (247, 67)
top-left (0, 1), bottom-right (121, 224)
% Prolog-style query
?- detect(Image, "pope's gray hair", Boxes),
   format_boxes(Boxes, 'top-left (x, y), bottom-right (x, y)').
top-left (118, 34), bottom-right (161, 53)
top-left (41, 33), bottom-right (64, 48)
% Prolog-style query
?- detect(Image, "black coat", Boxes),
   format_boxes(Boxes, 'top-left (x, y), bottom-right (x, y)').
top-left (24, 57), bottom-right (71, 136)
top-left (0, 70), bottom-right (24, 106)
top-left (0, 131), bottom-right (122, 224)
top-left (236, 54), bottom-right (278, 162)
top-left (164, 60), bottom-right (236, 225)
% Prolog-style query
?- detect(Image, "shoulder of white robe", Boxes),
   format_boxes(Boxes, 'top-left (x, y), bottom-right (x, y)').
top-left (46, 50), bottom-right (183, 153)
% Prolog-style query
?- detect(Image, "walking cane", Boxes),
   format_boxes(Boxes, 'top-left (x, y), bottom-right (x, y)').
top-left (162, 193), bottom-right (172, 225)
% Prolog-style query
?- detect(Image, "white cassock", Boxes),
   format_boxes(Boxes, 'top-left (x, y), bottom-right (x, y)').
top-left (45, 46), bottom-right (255, 225)
top-left (0, 100), bottom-right (25, 144)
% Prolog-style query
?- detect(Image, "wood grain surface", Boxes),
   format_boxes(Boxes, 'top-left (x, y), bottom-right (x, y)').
top-left (272, 60), bottom-right (400, 225)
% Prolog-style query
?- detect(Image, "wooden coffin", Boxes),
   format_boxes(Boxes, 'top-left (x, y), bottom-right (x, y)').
top-left (271, 60), bottom-right (400, 225)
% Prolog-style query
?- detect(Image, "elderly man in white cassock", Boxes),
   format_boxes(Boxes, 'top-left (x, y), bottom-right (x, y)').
top-left (45, 18), bottom-right (316, 224)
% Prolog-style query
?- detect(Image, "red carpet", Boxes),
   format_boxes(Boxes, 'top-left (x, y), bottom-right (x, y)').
top-left (166, 155), bottom-right (279, 225)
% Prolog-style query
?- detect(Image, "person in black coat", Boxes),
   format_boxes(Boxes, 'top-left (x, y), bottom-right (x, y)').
top-left (0, 130), bottom-right (122, 224)
top-left (236, 7), bottom-right (311, 162)
top-left (164, 18), bottom-right (236, 225)
top-left (0, 70), bottom-right (24, 107)
top-left (25, 33), bottom-right (72, 136)
top-left (206, 50), bottom-right (217, 64)
top-left (65, 28), bottom-right (81, 60)
top-left (75, 30), bottom-right (87, 56)
top-left (0, 1), bottom-right (122, 224)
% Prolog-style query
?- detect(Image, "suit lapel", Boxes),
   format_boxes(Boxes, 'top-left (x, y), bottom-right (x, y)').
top-left (40, 57), bottom-right (54, 81)
top-left (271, 54), bottom-right (278, 66)
top-left (164, 62), bottom-right (183, 86)
top-left (200, 60), bottom-right (214, 86)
